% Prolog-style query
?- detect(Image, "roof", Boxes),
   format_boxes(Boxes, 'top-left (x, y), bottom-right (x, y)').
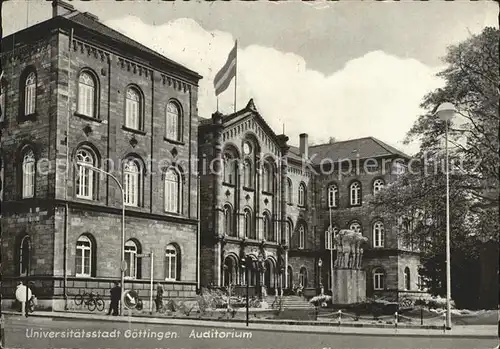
top-left (65, 13), bottom-right (201, 81)
top-left (309, 137), bottom-right (409, 164)
top-left (1, 4), bottom-right (202, 83)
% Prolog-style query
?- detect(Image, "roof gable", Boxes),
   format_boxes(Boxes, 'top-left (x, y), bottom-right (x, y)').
top-left (309, 137), bottom-right (408, 164)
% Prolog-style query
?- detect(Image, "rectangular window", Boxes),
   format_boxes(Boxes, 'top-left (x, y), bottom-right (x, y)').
top-left (78, 84), bottom-right (94, 117)
top-left (76, 247), bottom-right (91, 277)
top-left (374, 273), bottom-right (384, 290)
top-left (22, 163), bottom-right (35, 198)
top-left (25, 84), bottom-right (36, 116)
top-left (126, 99), bottom-right (139, 129)
top-left (166, 113), bottom-right (178, 140)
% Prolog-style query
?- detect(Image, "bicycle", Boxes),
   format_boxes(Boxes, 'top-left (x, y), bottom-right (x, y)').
top-left (73, 291), bottom-right (105, 312)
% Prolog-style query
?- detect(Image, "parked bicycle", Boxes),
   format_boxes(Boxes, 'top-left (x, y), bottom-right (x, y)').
top-left (73, 291), bottom-right (105, 312)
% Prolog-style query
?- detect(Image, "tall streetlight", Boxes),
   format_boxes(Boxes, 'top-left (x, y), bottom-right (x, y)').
top-left (78, 162), bottom-right (126, 316)
top-left (435, 102), bottom-right (456, 329)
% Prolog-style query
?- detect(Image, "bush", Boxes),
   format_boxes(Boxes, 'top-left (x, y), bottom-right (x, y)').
top-left (309, 295), bottom-right (332, 307)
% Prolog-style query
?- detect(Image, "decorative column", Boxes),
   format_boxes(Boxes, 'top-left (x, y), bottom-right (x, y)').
top-left (277, 134), bottom-right (290, 289)
top-left (254, 153), bottom-right (261, 240)
top-left (212, 111), bottom-right (224, 286)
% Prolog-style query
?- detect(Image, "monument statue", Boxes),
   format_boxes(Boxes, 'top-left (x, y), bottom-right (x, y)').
top-left (333, 229), bottom-right (368, 270)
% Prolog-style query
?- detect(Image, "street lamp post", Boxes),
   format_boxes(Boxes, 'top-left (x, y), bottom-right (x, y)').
top-left (78, 162), bottom-right (126, 316)
top-left (318, 258), bottom-right (323, 295)
top-left (241, 256), bottom-right (249, 327)
top-left (435, 102), bottom-right (456, 329)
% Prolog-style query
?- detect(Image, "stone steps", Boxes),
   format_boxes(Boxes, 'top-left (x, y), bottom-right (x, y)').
top-left (266, 296), bottom-right (315, 309)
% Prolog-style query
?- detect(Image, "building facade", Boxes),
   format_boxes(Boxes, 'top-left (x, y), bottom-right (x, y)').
top-left (198, 101), bottom-right (426, 301)
top-left (1, 1), bottom-right (427, 310)
top-left (1, 1), bottom-right (201, 310)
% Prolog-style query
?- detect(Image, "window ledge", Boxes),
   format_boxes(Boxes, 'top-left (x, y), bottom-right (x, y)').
top-left (297, 205), bottom-right (307, 210)
top-left (349, 204), bottom-right (362, 208)
top-left (223, 182), bottom-right (236, 188)
top-left (75, 275), bottom-right (93, 278)
top-left (262, 191), bottom-right (274, 196)
top-left (287, 202), bottom-right (294, 206)
top-left (74, 112), bottom-right (102, 123)
top-left (164, 137), bottom-right (184, 146)
top-left (243, 186), bottom-right (255, 192)
top-left (19, 112), bottom-right (38, 123)
top-left (122, 125), bottom-right (146, 135)
top-left (164, 211), bottom-right (182, 217)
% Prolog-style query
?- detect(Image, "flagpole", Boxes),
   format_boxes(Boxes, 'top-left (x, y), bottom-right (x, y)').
top-left (234, 40), bottom-right (237, 114)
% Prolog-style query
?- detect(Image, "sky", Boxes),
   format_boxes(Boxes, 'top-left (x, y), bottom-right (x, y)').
top-left (3, 0), bottom-right (498, 154)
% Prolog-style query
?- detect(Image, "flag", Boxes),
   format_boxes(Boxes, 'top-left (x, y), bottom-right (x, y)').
top-left (213, 41), bottom-right (237, 96)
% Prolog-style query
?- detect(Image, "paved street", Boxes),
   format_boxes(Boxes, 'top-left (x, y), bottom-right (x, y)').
top-left (4, 315), bottom-right (498, 349)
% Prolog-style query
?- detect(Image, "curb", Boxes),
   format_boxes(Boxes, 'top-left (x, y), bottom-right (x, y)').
top-left (3, 311), bottom-right (498, 339)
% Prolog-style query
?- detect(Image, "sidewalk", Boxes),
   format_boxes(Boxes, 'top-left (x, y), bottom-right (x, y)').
top-left (3, 310), bottom-right (498, 339)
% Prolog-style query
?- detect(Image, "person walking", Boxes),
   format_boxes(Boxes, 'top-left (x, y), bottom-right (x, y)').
top-left (155, 283), bottom-right (164, 312)
top-left (107, 281), bottom-right (121, 316)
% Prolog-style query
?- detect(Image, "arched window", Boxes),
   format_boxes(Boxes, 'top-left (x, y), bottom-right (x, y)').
top-left (166, 102), bottom-right (181, 141)
top-left (349, 222), bottom-right (362, 234)
top-left (325, 225), bottom-right (339, 250)
top-left (373, 268), bottom-right (385, 290)
top-left (243, 159), bottom-right (252, 188)
top-left (77, 71), bottom-right (97, 117)
top-left (286, 220), bottom-right (293, 245)
top-left (373, 221), bottom-right (384, 248)
top-left (298, 224), bottom-right (305, 249)
top-left (373, 179), bottom-right (385, 194)
top-left (24, 72), bottom-right (36, 116)
top-left (164, 168), bottom-right (181, 213)
top-left (327, 184), bottom-right (338, 208)
top-left (287, 177), bottom-right (293, 204)
top-left (404, 267), bottom-right (410, 290)
top-left (263, 212), bottom-right (274, 242)
top-left (125, 87), bottom-right (141, 130)
top-left (76, 235), bottom-right (93, 277)
top-left (223, 154), bottom-right (237, 185)
top-left (76, 148), bottom-right (97, 200)
top-left (165, 244), bottom-right (179, 281)
top-left (123, 158), bottom-right (141, 207)
top-left (124, 240), bottom-right (138, 279)
top-left (22, 148), bottom-right (35, 198)
top-left (262, 163), bottom-right (272, 192)
top-left (19, 235), bottom-right (31, 276)
top-left (298, 183), bottom-right (306, 206)
top-left (350, 181), bottom-right (361, 206)
top-left (299, 267), bottom-right (307, 287)
top-left (223, 205), bottom-right (235, 237)
top-left (244, 209), bottom-right (254, 239)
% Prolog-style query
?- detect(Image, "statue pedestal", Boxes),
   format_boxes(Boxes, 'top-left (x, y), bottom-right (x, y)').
top-left (332, 269), bottom-right (366, 305)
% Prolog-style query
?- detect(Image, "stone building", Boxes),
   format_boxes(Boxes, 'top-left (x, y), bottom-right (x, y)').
top-left (0, 1), bottom-right (201, 310)
top-left (199, 101), bottom-right (426, 301)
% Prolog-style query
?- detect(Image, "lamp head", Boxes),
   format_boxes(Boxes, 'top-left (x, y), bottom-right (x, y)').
top-left (318, 258), bottom-right (323, 267)
top-left (435, 102), bottom-right (456, 121)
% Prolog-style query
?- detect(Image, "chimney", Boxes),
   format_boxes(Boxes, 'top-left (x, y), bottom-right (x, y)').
top-left (299, 133), bottom-right (309, 159)
top-left (52, 0), bottom-right (75, 18)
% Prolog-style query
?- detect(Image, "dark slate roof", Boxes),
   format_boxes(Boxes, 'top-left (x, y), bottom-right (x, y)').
top-left (309, 137), bottom-right (409, 163)
top-left (65, 13), bottom-right (201, 80)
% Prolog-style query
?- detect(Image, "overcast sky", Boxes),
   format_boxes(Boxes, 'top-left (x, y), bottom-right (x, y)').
top-left (4, 0), bottom-right (497, 154)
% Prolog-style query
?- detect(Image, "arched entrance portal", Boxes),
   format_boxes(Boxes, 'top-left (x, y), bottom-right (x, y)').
top-left (299, 267), bottom-right (307, 287)
top-left (287, 266), bottom-right (293, 289)
top-left (223, 254), bottom-right (238, 286)
top-left (264, 258), bottom-right (276, 292)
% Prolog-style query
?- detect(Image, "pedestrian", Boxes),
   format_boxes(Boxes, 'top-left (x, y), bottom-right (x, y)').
top-left (155, 283), bottom-right (164, 312)
top-left (107, 281), bottom-right (121, 316)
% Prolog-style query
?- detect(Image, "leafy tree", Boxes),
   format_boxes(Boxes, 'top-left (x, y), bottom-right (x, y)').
top-left (372, 27), bottom-right (499, 308)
